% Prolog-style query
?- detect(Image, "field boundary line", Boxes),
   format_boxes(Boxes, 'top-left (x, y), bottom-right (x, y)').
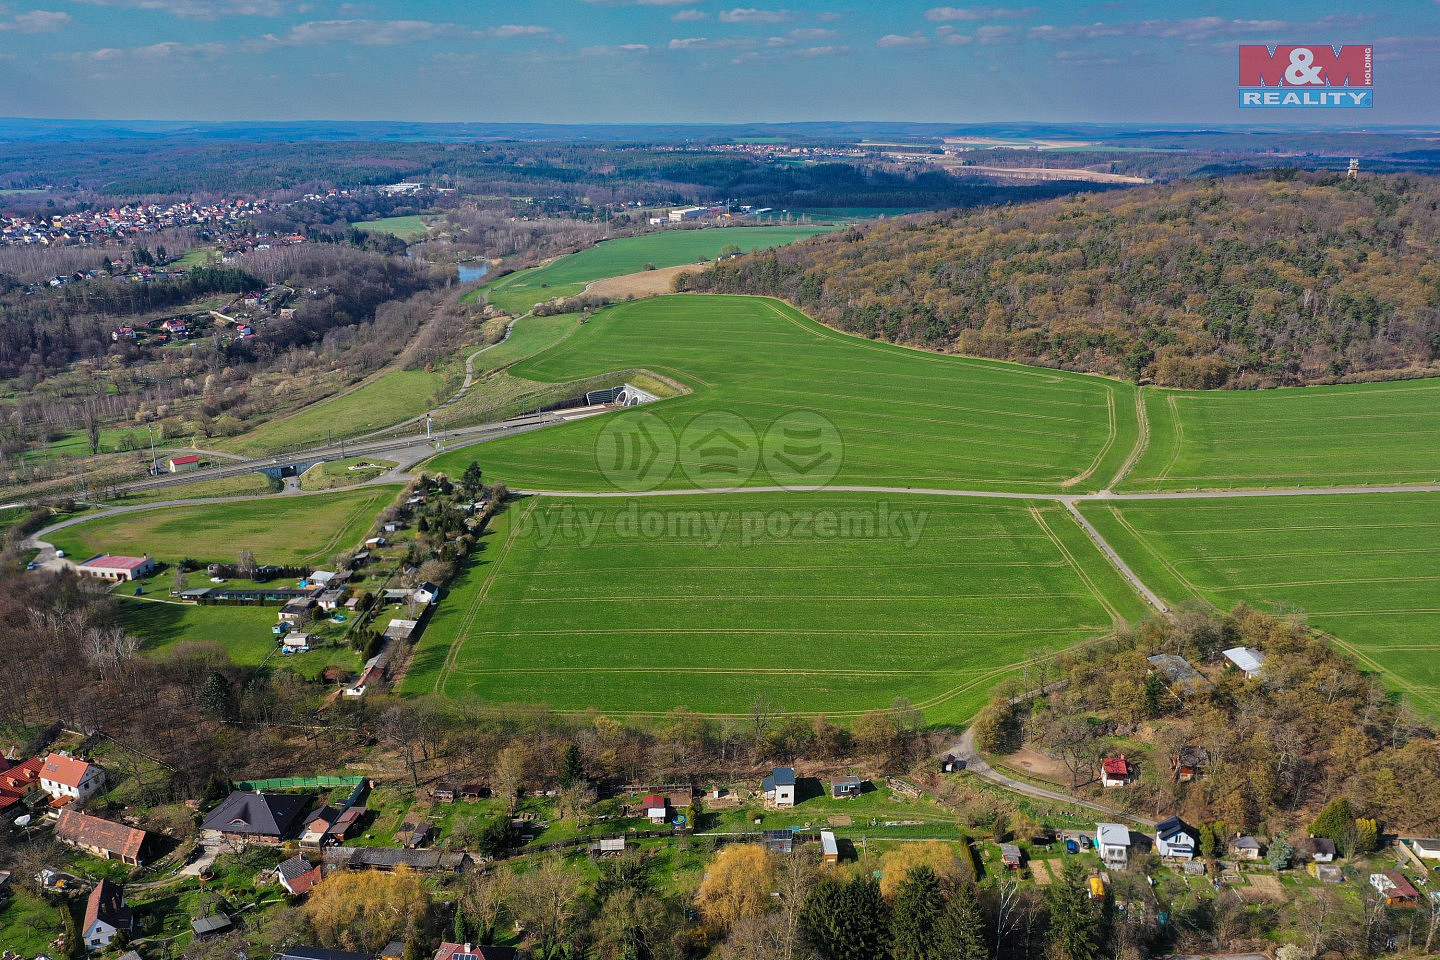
top-left (301, 489), bottom-right (388, 564)
top-left (1062, 387), bottom-right (1117, 490)
top-left (1100, 505), bottom-right (1206, 604)
top-left (1028, 505), bottom-right (1121, 625)
top-left (435, 500), bottom-right (537, 695)
top-left (1105, 387), bottom-right (1150, 491)
top-left (1155, 394), bottom-right (1184, 482)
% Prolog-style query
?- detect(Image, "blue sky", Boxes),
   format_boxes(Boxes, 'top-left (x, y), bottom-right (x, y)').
top-left (0, 0), bottom-right (1434, 124)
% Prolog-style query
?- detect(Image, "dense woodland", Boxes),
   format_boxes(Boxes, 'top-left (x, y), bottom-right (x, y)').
top-left (681, 172), bottom-right (1440, 387)
top-left (973, 604), bottom-right (1440, 836)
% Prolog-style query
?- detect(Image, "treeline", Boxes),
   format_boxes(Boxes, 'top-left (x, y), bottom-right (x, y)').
top-left (679, 171), bottom-right (1440, 387)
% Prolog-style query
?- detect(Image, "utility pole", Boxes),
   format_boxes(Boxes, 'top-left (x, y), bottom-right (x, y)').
top-left (147, 424), bottom-right (158, 476)
top-left (425, 416), bottom-right (433, 439)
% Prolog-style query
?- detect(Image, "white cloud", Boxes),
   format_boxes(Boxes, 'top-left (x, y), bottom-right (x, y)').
top-left (246, 19), bottom-right (554, 48)
top-left (787, 27), bottom-right (836, 40)
top-left (484, 24), bottom-right (553, 38)
top-left (668, 35), bottom-right (708, 48)
top-left (1027, 15), bottom-right (1366, 44)
top-left (1050, 49), bottom-right (1119, 67)
top-left (974, 24), bottom-right (1016, 44)
top-left (67, 0), bottom-right (290, 18)
top-left (764, 27), bottom-right (837, 47)
top-left (257, 19), bottom-right (454, 47)
top-left (730, 41), bottom-right (847, 64)
top-left (52, 39), bottom-right (227, 60)
top-left (581, 42), bottom-right (650, 55)
top-left (925, 6), bottom-right (1034, 21)
top-left (582, 0), bottom-right (691, 5)
top-left (877, 32), bottom-right (929, 48)
top-left (671, 8), bottom-right (708, 20)
top-left (718, 7), bottom-right (792, 24)
top-left (2, 9), bottom-right (70, 31)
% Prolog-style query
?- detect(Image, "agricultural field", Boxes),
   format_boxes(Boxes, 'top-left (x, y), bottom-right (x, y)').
top-left (46, 486), bottom-right (399, 567)
top-left (1077, 492), bottom-right (1440, 715)
top-left (222, 367), bottom-right (447, 455)
top-left (399, 492), bottom-right (1149, 721)
top-left (428, 295), bottom-right (1138, 494)
top-left (479, 225), bottom-right (833, 316)
top-left (1121, 378), bottom-right (1440, 491)
top-left (349, 214), bottom-right (431, 240)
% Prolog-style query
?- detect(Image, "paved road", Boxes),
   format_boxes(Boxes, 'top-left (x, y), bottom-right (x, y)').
top-left (512, 482), bottom-right (1440, 502)
top-left (1063, 500), bottom-right (1168, 613)
top-left (72, 411), bottom-right (566, 501)
top-left (948, 727), bottom-right (1156, 828)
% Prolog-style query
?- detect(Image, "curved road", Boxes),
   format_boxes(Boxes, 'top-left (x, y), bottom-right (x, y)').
top-left (948, 727), bottom-right (1156, 827)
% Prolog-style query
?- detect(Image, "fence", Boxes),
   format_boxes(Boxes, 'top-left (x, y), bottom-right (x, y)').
top-left (234, 776), bottom-right (366, 791)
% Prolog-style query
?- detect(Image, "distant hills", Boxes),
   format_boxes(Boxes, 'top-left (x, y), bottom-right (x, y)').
top-left (3, 116), bottom-right (1440, 149)
top-left (680, 171), bottom-right (1440, 387)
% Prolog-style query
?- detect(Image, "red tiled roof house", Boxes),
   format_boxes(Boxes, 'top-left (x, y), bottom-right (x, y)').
top-left (39, 753), bottom-right (105, 804)
top-left (54, 809), bottom-right (146, 865)
top-left (1099, 755), bottom-right (1135, 788)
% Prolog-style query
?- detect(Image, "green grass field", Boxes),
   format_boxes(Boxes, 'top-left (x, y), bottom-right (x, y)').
top-left (350, 215), bottom-right (431, 241)
top-left (1121, 379), bottom-right (1440, 491)
top-left (49, 486), bottom-right (399, 567)
top-left (474, 314), bottom-right (582, 375)
top-left (224, 368), bottom-right (446, 455)
top-left (299, 457), bottom-right (396, 490)
top-left (1078, 493), bottom-right (1440, 714)
top-left (0, 889), bottom-right (66, 955)
top-left (118, 597), bottom-right (281, 663)
top-left (103, 472), bottom-right (278, 505)
top-left (427, 295), bottom-right (1137, 493)
top-left (479, 226), bottom-right (833, 315)
top-left (399, 492), bottom-right (1148, 720)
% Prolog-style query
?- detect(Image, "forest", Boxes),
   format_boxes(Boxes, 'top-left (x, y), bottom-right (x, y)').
top-left (679, 171), bottom-right (1440, 387)
top-left (0, 138), bottom-right (1120, 211)
top-left (972, 604), bottom-right (1440, 837)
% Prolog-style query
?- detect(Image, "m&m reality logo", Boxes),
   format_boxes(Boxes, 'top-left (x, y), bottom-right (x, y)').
top-left (1238, 44), bottom-right (1373, 108)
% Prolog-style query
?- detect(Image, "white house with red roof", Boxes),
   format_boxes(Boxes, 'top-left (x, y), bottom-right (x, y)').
top-left (76, 555), bottom-right (156, 583)
top-left (39, 753), bottom-right (105, 804)
top-left (1099, 755), bottom-right (1135, 787)
top-left (168, 455), bottom-right (201, 473)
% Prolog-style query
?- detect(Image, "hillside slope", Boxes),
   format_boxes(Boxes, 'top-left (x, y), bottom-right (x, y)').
top-left (679, 172), bottom-right (1440, 387)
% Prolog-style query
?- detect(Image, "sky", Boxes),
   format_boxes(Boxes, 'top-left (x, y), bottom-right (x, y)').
top-left (0, 0), bottom-right (1436, 124)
